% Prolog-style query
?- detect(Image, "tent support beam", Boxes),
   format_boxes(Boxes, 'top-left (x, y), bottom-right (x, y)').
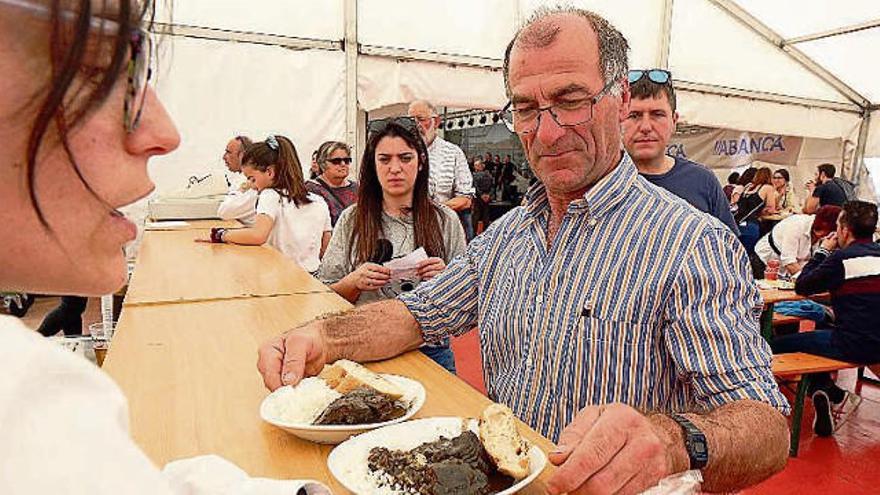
top-left (658, 0), bottom-right (675, 68)
top-left (677, 80), bottom-right (862, 114)
top-left (853, 111), bottom-right (872, 182)
top-left (344, 0), bottom-right (358, 161)
top-left (359, 45), bottom-right (503, 70)
top-left (151, 23), bottom-right (342, 52)
top-left (784, 19), bottom-right (880, 46)
top-left (708, 0), bottom-right (870, 110)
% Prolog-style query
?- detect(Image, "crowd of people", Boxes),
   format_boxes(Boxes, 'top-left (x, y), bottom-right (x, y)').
top-left (4, 1), bottom-right (880, 494)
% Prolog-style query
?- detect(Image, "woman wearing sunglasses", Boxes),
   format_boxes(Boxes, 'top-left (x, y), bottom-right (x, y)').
top-left (317, 119), bottom-right (466, 373)
top-left (306, 140), bottom-right (359, 226)
top-left (0, 1), bottom-right (328, 493)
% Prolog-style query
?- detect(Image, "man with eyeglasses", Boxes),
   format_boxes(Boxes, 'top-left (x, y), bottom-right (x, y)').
top-left (622, 70), bottom-right (739, 234)
top-left (217, 135), bottom-right (258, 226)
top-left (407, 100), bottom-right (476, 240)
top-left (259, 7), bottom-right (788, 494)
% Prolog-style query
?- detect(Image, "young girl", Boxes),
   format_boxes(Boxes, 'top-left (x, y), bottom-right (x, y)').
top-left (210, 135), bottom-right (332, 274)
top-left (318, 119), bottom-right (466, 373)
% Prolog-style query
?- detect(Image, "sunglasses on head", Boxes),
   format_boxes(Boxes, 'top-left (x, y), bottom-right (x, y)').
top-left (628, 69), bottom-right (672, 85)
top-left (367, 116), bottom-right (421, 137)
top-left (326, 157), bottom-right (352, 166)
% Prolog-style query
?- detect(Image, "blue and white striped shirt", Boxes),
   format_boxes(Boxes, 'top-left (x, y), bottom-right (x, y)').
top-left (400, 152), bottom-right (789, 441)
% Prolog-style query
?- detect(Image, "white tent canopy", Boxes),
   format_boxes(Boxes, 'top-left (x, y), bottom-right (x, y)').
top-left (148, 0), bottom-right (879, 197)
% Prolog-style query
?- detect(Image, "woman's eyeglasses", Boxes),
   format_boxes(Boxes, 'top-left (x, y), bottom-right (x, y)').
top-left (1, 0), bottom-right (153, 133)
top-left (326, 157), bottom-right (353, 166)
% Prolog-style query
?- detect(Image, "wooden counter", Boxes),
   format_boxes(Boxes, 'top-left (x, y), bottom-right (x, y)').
top-left (125, 229), bottom-right (331, 306)
top-left (104, 295), bottom-right (554, 493)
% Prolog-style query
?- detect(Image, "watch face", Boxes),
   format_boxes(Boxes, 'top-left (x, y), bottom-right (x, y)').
top-left (694, 442), bottom-right (707, 454)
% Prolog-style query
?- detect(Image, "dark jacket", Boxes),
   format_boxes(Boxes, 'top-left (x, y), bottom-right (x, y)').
top-left (795, 240), bottom-right (880, 363)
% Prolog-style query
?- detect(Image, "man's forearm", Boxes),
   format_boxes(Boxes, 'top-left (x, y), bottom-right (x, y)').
top-left (445, 196), bottom-right (472, 211)
top-left (651, 400), bottom-right (788, 493)
top-left (318, 299), bottom-right (424, 363)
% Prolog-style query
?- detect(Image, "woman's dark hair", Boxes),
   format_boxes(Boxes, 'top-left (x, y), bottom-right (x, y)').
top-left (752, 167), bottom-right (772, 187)
top-left (727, 172), bottom-right (740, 185)
top-left (350, 121), bottom-right (446, 266)
top-left (241, 135), bottom-right (312, 207)
top-left (774, 168), bottom-right (790, 183)
top-left (737, 167), bottom-right (757, 186)
top-left (25, 1), bottom-right (152, 227)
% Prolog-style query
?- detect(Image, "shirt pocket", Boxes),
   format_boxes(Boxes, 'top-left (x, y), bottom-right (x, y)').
top-left (569, 311), bottom-right (663, 412)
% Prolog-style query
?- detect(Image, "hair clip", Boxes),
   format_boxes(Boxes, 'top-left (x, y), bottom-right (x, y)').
top-left (266, 135), bottom-right (279, 151)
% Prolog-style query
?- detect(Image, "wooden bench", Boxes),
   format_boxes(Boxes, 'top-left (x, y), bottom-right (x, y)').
top-left (772, 352), bottom-right (856, 456)
top-left (772, 313), bottom-right (803, 327)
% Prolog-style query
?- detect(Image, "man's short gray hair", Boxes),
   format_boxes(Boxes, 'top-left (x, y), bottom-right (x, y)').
top-left (502, 6), bottom-right (630, 97)
top-left (408, 99), bottom-right (438, 116)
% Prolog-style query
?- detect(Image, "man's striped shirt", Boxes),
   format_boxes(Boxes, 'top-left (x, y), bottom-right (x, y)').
top-left (400, 152), bottom-right (789, 441)
top-left (426, 136), bottom-right (474, 203)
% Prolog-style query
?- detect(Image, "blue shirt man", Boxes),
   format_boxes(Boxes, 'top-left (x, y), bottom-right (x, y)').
top-left (622, 70), bottom-right (739, 235)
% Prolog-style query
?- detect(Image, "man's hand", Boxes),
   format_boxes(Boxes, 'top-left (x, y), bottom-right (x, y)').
top-left (820, 232), bottom-right (839, 251)
top-left (547, 403), bottom-right (684, 495)
top-left (256, 324), bottom-right (328, 391)
top-left (416, 257), bottom-right (446, 280)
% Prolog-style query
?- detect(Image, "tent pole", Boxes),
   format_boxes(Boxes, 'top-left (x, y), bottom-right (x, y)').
top-left (852, 111), bottom-right (872, 183)
top-left (658, 0), bottom-right (675, 68)
top-left (344, 0), bottom-right (359, 174)
top-left (708, 0), bottom-right (871, 110)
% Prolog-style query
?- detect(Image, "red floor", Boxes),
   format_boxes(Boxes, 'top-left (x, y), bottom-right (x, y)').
top-left (451, 331), bottom-right (880, 494)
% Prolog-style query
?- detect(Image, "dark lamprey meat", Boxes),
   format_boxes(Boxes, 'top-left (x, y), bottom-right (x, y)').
top-left (314, 387), bottom-right (407, 425)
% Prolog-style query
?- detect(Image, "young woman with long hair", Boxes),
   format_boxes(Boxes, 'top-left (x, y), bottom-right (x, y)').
top-left (0, 1), bottom-right (326, 492)
top-left (734, 167), bottom-right (778, 252)
top-left (210, 134), bottom-right (332, 274)
top-left (318, 119), bottom-right (466, 373)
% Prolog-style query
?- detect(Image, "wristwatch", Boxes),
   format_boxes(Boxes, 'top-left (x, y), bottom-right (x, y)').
top-left (670, 413), bottom-right (709, 469)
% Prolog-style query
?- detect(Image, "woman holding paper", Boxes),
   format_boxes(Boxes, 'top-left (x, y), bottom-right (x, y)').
top-left (318, 118), bottom-right (466, 372)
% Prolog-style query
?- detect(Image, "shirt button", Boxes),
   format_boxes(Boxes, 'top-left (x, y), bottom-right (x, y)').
top-left (588, 218), bottom-right (598, 227)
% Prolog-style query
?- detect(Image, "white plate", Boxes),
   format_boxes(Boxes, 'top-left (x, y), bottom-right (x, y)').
top-left (327, 417), bottom-right (547, 494)
top-left (260, 374), bottom-right (425, 445)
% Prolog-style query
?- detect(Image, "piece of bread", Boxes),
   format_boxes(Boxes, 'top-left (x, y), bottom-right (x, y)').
top-left (479, 403), bottom-right (531, 480)
top-left (318, 359), bottom-right (404, 400)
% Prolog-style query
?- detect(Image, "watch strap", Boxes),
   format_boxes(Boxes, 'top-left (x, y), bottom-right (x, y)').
top-left (670, 413), bottom-right (709, 470)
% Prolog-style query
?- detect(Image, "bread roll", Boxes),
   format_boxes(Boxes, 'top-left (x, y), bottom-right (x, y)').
top-left (479, 403), bottom-right (531, 480)
top-left (318, 359), bottom-right (404, 400)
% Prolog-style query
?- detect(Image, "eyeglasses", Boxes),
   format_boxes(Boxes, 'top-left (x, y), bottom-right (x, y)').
top-left (1, 0), bottom-right (153, 133)
top-left (125, 29), bottom-right (153, 133)
top-left (500, 80), bottom-right (617, 134)
top-left (326, 157), bottom-right (353, 166)
top-left (627, 69), bottom-right (672, 85)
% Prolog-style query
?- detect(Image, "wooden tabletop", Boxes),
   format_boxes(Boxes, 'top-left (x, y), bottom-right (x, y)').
top-left (125, 229), bottom-right (331, 306)
top-left (104, 295), bottom-right (554, 493)
top-left (759, 287), bottom-right (805, 305)
top-left (145, 219), bottom-right (242, 231)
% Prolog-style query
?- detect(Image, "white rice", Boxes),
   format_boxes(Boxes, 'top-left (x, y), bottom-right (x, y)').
top-left (266, 377), bottom-right (342, 425)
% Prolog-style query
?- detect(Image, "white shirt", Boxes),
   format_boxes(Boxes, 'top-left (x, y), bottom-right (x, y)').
top-left (256, 189), bottom-right (331, 273)
top-left (755, 214), bottom-right (816, 268)
top-left (0, 315), bottom-right (328, 494)
top-left (426, 136), bottom-right (474, 203)
top-left (218, 173), bottom-right (258, 226)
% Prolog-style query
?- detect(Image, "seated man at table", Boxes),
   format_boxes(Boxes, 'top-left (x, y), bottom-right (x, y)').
top-left (217, 135), bottom-right (258, 226)
top-left (773, 200), bottom-right (880, 436)
top-left (259, 8), bottom-right (789, 495)
top-left (753, 205), bottom-right (840, 277)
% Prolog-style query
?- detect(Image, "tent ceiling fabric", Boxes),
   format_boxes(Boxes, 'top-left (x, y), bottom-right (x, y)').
top-left (148, 0), bottom-right (879, 198)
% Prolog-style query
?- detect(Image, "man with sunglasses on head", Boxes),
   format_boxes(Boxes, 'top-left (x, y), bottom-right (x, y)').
top-left (407, 100), bottom-right (476, 240)
top-left (260, 7), bottom-right (788, 494)
top-left (217, 135), bottom-right (258, 226)
top-left (622, 70), bottom-right (739, 234)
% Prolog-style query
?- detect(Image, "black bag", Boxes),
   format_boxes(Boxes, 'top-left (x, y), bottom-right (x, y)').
top-left (832, 177), bottom-right (858, 202)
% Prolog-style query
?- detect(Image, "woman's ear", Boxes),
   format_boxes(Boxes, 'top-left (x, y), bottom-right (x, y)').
top-left (268, 165), bottom-right (276, 180)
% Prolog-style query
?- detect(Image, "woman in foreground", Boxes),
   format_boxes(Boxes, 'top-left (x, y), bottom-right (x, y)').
top-left (0, 1), bottom-right (325, 493)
